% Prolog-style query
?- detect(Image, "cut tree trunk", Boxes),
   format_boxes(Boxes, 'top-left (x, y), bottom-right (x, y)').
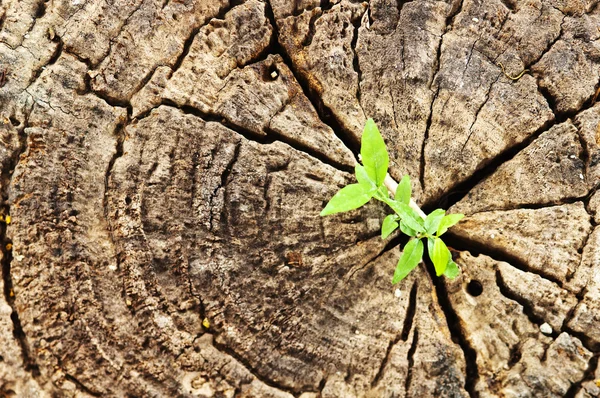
top-left (0, 0), bottom-right (599, 396)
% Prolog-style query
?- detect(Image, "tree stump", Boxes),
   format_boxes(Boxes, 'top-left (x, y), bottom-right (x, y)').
top-left (0, 0), bottom-right (599, 396)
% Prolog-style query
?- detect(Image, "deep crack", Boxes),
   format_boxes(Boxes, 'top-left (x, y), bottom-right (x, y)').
top-left (404, 328), bottom-right (419, 393)
top-left (210, 336), bottom-right (306, 397)
top-left (0, 112), bottom-right (40, 379)
top-left (420, 0), bottom-right (465, 197)
top-left (265, 0), bottom-right (361, 158)
top-left (371, 279), bottom-right (418, 388)
top-left (102, 115), bottom-right (130, 274)
top-left (495, 269), bottom-right (558, 335)
top-left (444, 232), bottom-right (566, 287)
top-left (140, 101), bottom-right (353, 174)
top-left (425, 258), bottom-right (479, 398)
top-left (564, 353), bottom-right (599, 397)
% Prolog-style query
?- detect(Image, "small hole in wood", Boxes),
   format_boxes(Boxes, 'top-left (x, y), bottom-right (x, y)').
top-left (467, 280), bottom-right (483, 297)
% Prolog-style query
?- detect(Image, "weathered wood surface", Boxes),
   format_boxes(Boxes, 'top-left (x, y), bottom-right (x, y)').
top-left (0, 0), bottom-right (599, 396)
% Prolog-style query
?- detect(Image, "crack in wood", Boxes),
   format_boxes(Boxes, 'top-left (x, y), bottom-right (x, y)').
top-left (444, 232), bottom-right (566, 288)
top-left (125, 1), bottom-right (252, 106)
top-left (209, 335), bottom-right (305, 397)
top-left (139, 100), bottom-right (353, 174)
top-left (22, 36), bottom-right (63, 94)
top-left (210, 141), bottom-right (241, 232)
top-left (103, 116), bottom-right (130, 276)
top-left (0, 110), bottom-right (41, 381)
top-left (461, 73), bottom-right (501, 152)
top-left (420, 0), bottom-right (465, 197)
top-left (495, 269), bottom-right (561, 335)
top-left (370, 279), bottom-right (418, 388)
top-left (265, 0), bottom-right (361, 158)
top-left (564, 353), bottom-right (600, 397)
top-left (64, 373), bottom-right (102, 397)
top-left (425, 258), bottom-right (479, 398)
top-left (92, 0), bottom-right (145, 69)
top-left (351, 7), bottom-right (366, 120)
top-left (437, 87), bottom-right (600, 211)
top-left (404, 328), bottom-right (419, 394)
top-left (4, 0), bottom-right (600, 394)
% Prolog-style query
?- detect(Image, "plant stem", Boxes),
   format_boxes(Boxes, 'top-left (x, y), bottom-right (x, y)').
top-left (383, 174), bottom-right (427, 220)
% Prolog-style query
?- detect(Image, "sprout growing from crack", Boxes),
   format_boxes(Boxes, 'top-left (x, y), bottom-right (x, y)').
top-left (320, 119), bottom-right (464, 283)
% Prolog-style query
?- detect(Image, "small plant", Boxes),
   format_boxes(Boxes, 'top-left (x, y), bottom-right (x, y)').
top-left (320, 119), bottom-right (464, 283)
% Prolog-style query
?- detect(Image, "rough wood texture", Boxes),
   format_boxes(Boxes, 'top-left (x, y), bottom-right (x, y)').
top-left (0, 0), bottom-right (599, 396)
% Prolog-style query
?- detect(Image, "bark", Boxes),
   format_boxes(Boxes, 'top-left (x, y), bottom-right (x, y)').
top-left (0, 0), bottom-right (599, 396)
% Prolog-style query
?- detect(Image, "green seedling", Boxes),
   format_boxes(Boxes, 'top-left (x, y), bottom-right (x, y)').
top-left (320, 119), bottom-right (464, 283)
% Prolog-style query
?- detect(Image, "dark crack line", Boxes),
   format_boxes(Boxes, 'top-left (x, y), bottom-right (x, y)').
top-left (420, 0), bottom-right (464, 197)
top-left (371, 279), bottom-right (418, 388)
top-left (528, 15), bottom-right (566, 117)
top-left (439, 88), bottom-right (600, 210)
top-left (64, 373), bottom-right (102, 397)
top-left (0, 111), bottom-right (41, 380)
top-left (528, 14), bottom-right (565, 70)
top-left (346, 229), bottom-right (411, 281)
top-left (476, 195), bottom-right (593, 213)
top-left (262, 158), bottom-right (291, 216)
top-left (209, 336), bottom-right (304, 397)
top-left (103, 116), bottom-right (130, 273)
top-left (584, 186), bottom-right (599, 226)
top-left (140, 23), bottom-right (202, 95)
top-left (131, 40), bottom-right (275, 120)
top-left (22, 36), bottom-right (63, 94)
top-left (493, 5), bottom-right (542, 66)
top-left (565, 328), bottom-right (600, 354)
top-left (342, 232), bottom-right (399, 282)
top-left (564, 353), bottom-right (600, 397)
top-left (566, 211), bottom-right (594, 287)
top-left (495, 269), bottom-right (560, 336)
top-left (186, 264), bottom-right (207, 324)
top-left (92, 0), bottom-right (152, 69)
top-left (91, 1), bottom-right (236, 104)
top-left (444, 232), bottom-right (566, 288)
top-left (18, 0), bottom-right (47, 47)
top-left (210, 141), bottom-right (241, 232)
top-left (574, 119), bottom-right (594, 187)
top-left (138, 101), bottom-right (353, 175)
top-left (424, 258), bottom-right (479, 398)
top-left (404, 328), bottom-right (419, 394)
top-left (0, 9), bottom-right (6, 32)
top-left (461, 73), bottom-right (501, 152)
top-left (264, 0), bottom-right (361, 158)
top-left (421, 85), bottom-right (439, 195)
top-left (351, 7), bottom-right (366, 120)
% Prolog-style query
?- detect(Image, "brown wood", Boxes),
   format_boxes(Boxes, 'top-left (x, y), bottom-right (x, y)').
top-left (0, 0), bottom-right (599, 396)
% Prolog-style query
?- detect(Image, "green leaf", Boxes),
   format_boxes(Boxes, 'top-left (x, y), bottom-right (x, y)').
top-left (396, 175), bottom-right (411, 205)
top-left (320, 184), bottom-right (375, 216)
top-left (444, 261), bottom-right (460, 279)
top-left (386, 201), bottom-right (425, 233)
top-left (381, 214), bottom-right (398, 239)
top-left (378, 185), bottom-right (390, 199)
top-left (361, 119), bottom-right (389, 187)
top-left (399, 220), bottom-right (417, 237)
top-left (427, 237), bottom-right (435, 257)
top-left (355, 164), bottom-right (375, 189)
top-left (392, 239), bottom-right (423, 284)
top-left (437, 213), bottom-right (465, 236)
top-left (424, 209), bottom-right (446, 235)
top-left (429, 237), bottom-right (451, 276)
